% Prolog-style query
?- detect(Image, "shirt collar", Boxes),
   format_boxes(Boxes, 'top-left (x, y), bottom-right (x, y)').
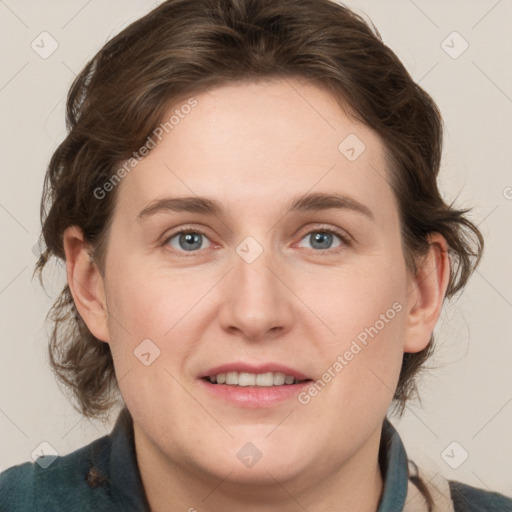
top-left (108, 407), bottom-right (151, 510)
top-left (106, 409), bottom-right (409, 511)
top-left (377, 418), bottom-right (410, 511)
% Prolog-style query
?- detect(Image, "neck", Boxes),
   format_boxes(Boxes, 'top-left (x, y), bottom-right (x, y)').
top-left (134, 424), bottom-right (384, 512)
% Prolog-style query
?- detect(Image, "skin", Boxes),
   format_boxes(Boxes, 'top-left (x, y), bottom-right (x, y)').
top-left (64, 78), bottom-right (450, 512)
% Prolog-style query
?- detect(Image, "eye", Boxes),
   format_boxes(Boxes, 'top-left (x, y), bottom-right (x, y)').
top-left (165, 229), bottom-right (211, 253)
top-left (296, 228), bottom-right (348, 251)
top-left (163, 226), bottom-right (349, 255)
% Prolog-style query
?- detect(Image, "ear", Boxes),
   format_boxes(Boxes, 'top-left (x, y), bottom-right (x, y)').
top-left (63, 226), bottom-right (110, 343)
top-left (404, 233), bottom-right (450, 353)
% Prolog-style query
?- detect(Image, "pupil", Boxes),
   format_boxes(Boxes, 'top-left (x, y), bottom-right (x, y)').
top-left (312, 232), bottom-right (332, 249)
top-left (180, 233), bottom-right (202, 251)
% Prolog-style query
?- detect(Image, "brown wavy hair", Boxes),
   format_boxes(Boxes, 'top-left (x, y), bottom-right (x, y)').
top-left (35, 0), bottom-right (483, 429)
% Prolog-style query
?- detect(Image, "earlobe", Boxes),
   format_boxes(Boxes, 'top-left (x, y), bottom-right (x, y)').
top-left (403, 233), bottom-right (450, 353)
top-left (63, 226), bottom-right (110, 343)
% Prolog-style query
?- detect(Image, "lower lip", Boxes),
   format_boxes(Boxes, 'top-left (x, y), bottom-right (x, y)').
top-left (198, 379), bottom-right (312, 408)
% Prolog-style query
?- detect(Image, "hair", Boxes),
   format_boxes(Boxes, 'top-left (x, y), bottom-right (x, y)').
top-left (36, 0), bottom-right (482, 429)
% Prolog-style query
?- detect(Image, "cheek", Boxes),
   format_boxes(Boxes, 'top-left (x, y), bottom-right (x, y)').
top-left (105, 253), bottom-right (207, 337)
top-left (303, 257), bottom-right (407, 405)
top-left (313, 257), bottom-right (407, 343)
top-left (102, 255), bottom-right (217, 393)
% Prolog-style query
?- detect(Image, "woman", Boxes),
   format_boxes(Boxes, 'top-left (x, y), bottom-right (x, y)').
top-left (1, 0), bottom-right (510, 510)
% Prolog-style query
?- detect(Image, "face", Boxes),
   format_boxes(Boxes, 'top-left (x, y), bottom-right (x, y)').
top-left (95, 78), bottom-right (416, 486)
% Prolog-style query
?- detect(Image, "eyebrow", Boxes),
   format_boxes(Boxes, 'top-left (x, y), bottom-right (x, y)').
top-left (136, 192), bottom-right (374, 221)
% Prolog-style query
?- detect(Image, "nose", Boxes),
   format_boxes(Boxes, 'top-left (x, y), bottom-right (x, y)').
top-left (217, 247), bottom-right (295, 342)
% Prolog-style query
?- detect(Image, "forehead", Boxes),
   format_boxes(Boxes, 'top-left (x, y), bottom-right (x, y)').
top-left (114, 78), bottom-right (396, 225)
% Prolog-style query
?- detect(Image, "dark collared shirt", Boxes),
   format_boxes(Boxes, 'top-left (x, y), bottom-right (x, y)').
top-left (1, 408), bottom-right (511, 511)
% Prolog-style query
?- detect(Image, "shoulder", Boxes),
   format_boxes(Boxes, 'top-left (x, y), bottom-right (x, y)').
top-left (0, 434), bottom-right (112, 512)
top-left (449, 480), bottom-right (512, 512)
top-left (407, 458), bottom-right (512, 512)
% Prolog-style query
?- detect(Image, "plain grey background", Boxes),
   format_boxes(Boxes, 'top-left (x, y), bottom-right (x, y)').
top-left (0, 0), bottom-right (511, 497)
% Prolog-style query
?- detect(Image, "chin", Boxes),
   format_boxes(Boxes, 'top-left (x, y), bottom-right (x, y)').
top-left (193, 435), bottom-right (315, 484)
top-left (208, 456), bottom-right (308, 486)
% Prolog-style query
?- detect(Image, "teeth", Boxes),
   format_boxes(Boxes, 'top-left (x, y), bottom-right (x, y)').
top-left (284, 375), bottom-right (295, 385)
top-left (238, 372), bottom-right (255, 386)
top-left (226, 372), bottom-right (238, 385)
top-left (256, 372), bottom-right (274, 386)
top-left (273, 372), bottom-right (285, 385)
top-left (208, 371), bottom-right (303, 386)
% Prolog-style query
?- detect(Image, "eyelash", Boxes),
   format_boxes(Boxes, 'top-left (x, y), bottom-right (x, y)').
top-left (162, 224), bottom-right (351, 257)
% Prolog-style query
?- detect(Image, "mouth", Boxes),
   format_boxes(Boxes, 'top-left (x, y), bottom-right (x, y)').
top-left (197, 363), bottom-right (313, 407)
top-left (201, 371), bottom-right (312, 387)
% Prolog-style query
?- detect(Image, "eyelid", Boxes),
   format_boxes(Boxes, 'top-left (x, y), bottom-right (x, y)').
top-left (296, 223), bottom-right (352, 244)
top-left (162, 224), bottom-right (214, 252)
top-left (162, 223), bottom-right (352, 255)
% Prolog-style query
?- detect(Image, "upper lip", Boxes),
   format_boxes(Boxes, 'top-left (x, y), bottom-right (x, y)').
top-left (199, 362), bottom-right (311, 381)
